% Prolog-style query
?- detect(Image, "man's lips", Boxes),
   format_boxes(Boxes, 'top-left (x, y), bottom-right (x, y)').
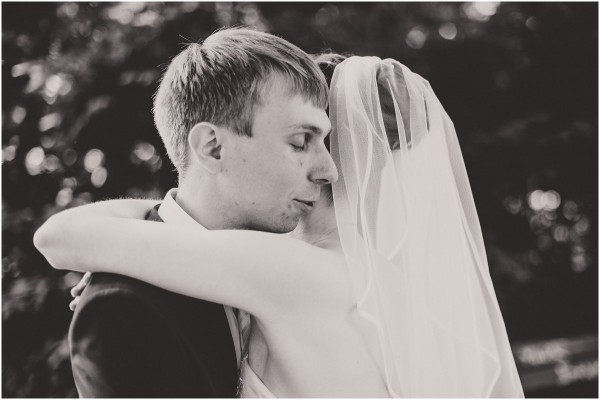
top-left (293, 199), bottom-right (315, 210)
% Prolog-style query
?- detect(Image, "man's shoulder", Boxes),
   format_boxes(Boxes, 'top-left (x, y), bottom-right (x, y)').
top-left (70, 273), bottom-right (234, 355)
top-left (77, 272), bottom-right (215, 312)
top-left (71, 273), bottom-right (165, 323)
top-left (79, 272), bottom-right (162, 301)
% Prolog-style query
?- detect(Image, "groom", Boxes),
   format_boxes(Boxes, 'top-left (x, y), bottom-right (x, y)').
top-left (68, 27), bottom-right (337, 397)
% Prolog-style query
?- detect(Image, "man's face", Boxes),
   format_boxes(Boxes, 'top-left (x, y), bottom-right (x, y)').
top-left (218, 78), bottom-right (338, 233)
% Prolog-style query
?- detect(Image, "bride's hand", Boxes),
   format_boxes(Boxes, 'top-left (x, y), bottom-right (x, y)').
top-left (69, 272), bottom-right (91, 311)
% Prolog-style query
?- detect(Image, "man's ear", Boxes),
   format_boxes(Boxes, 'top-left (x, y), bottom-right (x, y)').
top-left (188, 122), bottom-right (223, 174)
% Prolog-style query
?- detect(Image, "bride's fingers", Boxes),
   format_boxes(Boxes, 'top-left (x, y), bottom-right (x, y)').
top-left (70, 272), bottom-right (92, 298)
top-left (69, 297), bottom-right (80, 311)
top-left (81, 271), bottom-right (92, 285)
top-left (70, 284), bottom-right (81, 298)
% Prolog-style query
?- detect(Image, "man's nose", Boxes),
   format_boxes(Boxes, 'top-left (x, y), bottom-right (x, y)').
top-left (309, 145), bottom-right (339, 185)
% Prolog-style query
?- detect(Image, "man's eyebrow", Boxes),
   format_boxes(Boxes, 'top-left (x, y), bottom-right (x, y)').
top-left (287, 124), bottom-right (332, 136)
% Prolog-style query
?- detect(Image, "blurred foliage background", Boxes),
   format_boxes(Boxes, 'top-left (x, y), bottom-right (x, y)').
top-left (2, 2), bottom-right (597, 397)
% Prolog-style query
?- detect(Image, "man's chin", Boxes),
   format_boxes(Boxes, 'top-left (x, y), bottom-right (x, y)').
top-left (269, 222), bottom-right (299, 234)
top-left (249, 217), bottom-right (300, 234)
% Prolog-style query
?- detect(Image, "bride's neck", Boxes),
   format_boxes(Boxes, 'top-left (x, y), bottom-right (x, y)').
top-left (303, 227), bottom-right (341, 248)
top-left (290, 200), bottom-right (340, 250)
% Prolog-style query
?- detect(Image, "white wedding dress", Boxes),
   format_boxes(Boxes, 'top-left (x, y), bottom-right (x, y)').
top-left (235, 310), bottom-right (276, 398)
top-left (239, 356), bottom-right (276, 398)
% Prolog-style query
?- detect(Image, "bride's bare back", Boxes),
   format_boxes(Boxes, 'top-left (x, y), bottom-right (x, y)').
top-left (247, 266), bottom-right (390, 397)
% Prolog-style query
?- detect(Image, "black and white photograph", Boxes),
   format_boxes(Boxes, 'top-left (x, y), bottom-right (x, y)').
top-left (2, 2), bottom-right (598, 398)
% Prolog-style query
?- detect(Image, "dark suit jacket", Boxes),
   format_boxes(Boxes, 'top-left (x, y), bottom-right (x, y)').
top-left (68, 206), bottom-right (238, 398)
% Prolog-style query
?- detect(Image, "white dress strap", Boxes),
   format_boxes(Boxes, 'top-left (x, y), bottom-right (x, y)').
top-left (223, 305), bottom-right (242, 365)
top-left (237, 309), bottom-right (252, 359)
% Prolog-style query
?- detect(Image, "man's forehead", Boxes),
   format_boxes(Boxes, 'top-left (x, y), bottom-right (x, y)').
top-left (283, 105), bottom-right (332, 136)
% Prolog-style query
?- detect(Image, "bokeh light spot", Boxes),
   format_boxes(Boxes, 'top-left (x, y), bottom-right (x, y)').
top-left (215, 2), bottom-right (233, 26)
top-left (24, 64), bottom-right (45, 93)
top-left (525, 16), bottom-right (540, 31)
top-left (91, 167), bottom-right (108, 188)
top-left (406, 27), bottom-right (428, 49)
top-left (106, 3), bottom-right (144, 25)
top-left (55, 188), bottom-right (73, 207)
top-left (62, 148), bottom-right (78, 167)
top-left (11, 62), bottom-right (29, 78)
top-left (574, 217), bottom-right (590, 236)
top-left (41, 135), bottom-right (57, 149)
top-left (38, 113), bottom-right (62, 132)
top-left (571, 245), bottom-right (589, 272)
top-left (25, 147), bottom-right (45, 175)
top-left (238, 3), bottom-right (261, 26)
top-left (503, 196), bottom-right (522, 215)
top-left (181, 2), bottom-right (199, 12)
top-left (463, 2), bottom-right (500, 22)
top-left (528, 190), bottom-right (545, 211)
top-left (146, 155), bottom-right (163, 173)
top-left (43, 154), bottom-right (61, 173)
top-left (315, 5), bottom-right (339, 26)
top-left (132, 10), bottom-right (160, 27)
top-left (132, 142), bottom-right (155, 162)
top-left (61, 177), bottom-right (78, 189)
top-left (527, 189), bottom-right (561, 211)
top-left (3, 145), bottom-right (17, 163)
top-left (57, 3), bottom-right (79, 18)
top-left (542, 190), bottom-right (561, 211)
top-left (83, 149), bottom-right (105, 172)
top-left (45, 75), bottom-right (63, 97)
top-left (439, 23), bottom-right (457, 40)
top-left (11, 106), bottom-right (27, 124)
top-left (552, 225), bottom-right (569, 243)
top-left (562, 200), bottom-right (580, 221)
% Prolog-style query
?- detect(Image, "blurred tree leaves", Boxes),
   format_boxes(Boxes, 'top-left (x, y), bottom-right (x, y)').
top-left (2, 2), bottom-right (597, 397)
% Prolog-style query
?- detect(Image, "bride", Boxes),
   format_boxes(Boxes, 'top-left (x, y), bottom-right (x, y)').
top-left (35, 56), bottom-right (524, 397)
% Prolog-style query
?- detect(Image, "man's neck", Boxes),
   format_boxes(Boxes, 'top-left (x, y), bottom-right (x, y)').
top-left (175, 183), bottom-right (237, 230)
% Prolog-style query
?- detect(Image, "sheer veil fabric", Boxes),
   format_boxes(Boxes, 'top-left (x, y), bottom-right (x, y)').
top-left (329, 56), bottom-right (524, 397)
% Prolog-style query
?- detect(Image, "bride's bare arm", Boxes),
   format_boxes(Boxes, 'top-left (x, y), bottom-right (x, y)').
top-left (34, 205), bottom-right (349, 320)
top-left (34, 199), bottom-right (158, 265)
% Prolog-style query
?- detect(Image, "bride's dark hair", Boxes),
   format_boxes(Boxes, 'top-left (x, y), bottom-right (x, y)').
top-left (312, 52), bottom-right (406, 205)
top-left (312, 52), bottom-right (348, 88)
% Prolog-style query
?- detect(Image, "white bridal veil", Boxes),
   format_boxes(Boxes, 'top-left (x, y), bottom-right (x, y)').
top-left (329, 56), bottom-right (524, 397)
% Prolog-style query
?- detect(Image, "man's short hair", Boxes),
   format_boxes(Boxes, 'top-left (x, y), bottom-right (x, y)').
top-left (153, 27), bottom-right (329, 176)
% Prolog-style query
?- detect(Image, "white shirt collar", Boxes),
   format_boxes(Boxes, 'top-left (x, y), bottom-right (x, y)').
top-left (157, 188), bottom-right (207, 230)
